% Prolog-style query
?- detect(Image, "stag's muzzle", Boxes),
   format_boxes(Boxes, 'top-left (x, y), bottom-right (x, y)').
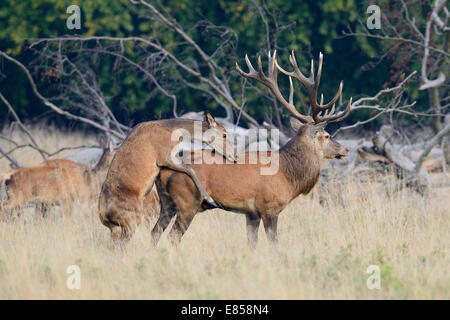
top-left (335, 147), bottom-right (349, 159)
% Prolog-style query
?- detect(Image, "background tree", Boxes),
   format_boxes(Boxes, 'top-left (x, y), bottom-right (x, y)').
top-left (0, 0), bottom-right (448, 180)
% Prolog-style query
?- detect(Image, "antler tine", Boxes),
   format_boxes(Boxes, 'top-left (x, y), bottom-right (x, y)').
top-left (314, 52), bottom-right (323, 93)
top-left (328, 103), bottom-right (336, 117)
top-left (257, 55), bottom-right (265, 77)
top-left (246, 54), bottom-right (258, 75)
top-left (316, 81), bottom-right (344, 110)
top-left (280, 51), bottom-right (346, 124)
top-left (310, 52), bottom-right (343, 110)
top-left (322, 103), bottom-right (335, 118)
top-left (236, 52), bottom-right (313, 124)
top-left (276, 51), bottom-right (310, 86)
top-left (269, 50), bottom-right (278, 78)
top-left (322, 97), bottom-right (352, 123)
top-left (311, 81), bottom-right (344, 122)
top-left (238, 51), bottom-right (351, 125)
top-left (275, 55), bottom-right (295, 78)
top-left (256, 52), bottom-right (277, 83)
top-left (290, 51), bottom-right (312, 86)
top-left (288, 77), bottom-right (294, 106)
top-left (236, 55), bottom-right (255, 78)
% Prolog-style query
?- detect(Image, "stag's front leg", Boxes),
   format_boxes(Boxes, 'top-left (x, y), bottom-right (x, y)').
top-left (167, 211), bottom-right (196, 246)
top-left (262, 213), bottom-right (279, 246)
top-left (151, 211), bottom-right (172, 246)
top-left (245, 213), bottom-right (261, 249)
top-left (151, 191), bottom-right (178, 246)
top-left (151, 178), bottom-right (179, 246)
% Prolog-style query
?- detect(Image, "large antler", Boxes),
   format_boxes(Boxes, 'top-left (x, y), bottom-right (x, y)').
top-left (275, 51), bottom-right (351, 123)
top-left (236, 50), bottom-right (351, 124)
top-left (236, 51), bottom-right (312, 124)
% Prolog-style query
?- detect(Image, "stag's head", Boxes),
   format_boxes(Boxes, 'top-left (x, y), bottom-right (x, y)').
top-left (292, 120), bottom-right (348, 160)
top-left (201, 111), bottom-right (237, 162)
top-left (236, 50), bottom-right (351, 162)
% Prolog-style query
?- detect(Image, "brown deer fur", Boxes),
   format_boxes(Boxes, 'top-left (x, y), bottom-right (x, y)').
top-left (149, 51), bottom-right (353, 247)
top-left (101, 51), bottom-right (352, 246)
top-left (1, 159), bottom-right (92, 216)
top-left (0, 145), bottom-right (160, 219)
top-left (153, 123), bottom-right (348, 247)
top-left (98, 113), bottom-right (235, 243)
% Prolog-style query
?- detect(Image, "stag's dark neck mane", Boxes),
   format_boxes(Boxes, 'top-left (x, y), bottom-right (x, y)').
top-left (279, 127), bottom-right (322, 196)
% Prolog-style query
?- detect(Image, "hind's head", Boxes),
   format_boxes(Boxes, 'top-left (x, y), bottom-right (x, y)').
top-left (94, 135), bottom-right (117, 173)
top-left (201, 111), bottom-right (237, 162)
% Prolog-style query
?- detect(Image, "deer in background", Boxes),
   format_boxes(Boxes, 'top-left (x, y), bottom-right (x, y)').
top-left (0, 138), bottom-right (160, 219)
top-left (98, 112), bottom-right (236, 243)
top-left (152, 51), bottom-right (352, 248)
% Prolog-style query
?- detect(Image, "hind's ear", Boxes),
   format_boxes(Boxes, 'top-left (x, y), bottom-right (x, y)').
top-left (98, 135), bottom-right (107, 148)
top-left (204, 111), bottom-right (217, 128)
top-left (99, 134), bottom-right (114, 152)
top-left (106, 137), bottom-right (114, 152)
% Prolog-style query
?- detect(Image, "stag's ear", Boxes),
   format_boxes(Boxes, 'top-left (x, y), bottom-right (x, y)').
top-left (290, 117), bottom-right (305, 131)
top-left (204, 111), bottom-right (217, 128)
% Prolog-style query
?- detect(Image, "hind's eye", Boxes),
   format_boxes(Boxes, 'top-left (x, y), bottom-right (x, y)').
top-left (223, 134), bottom-right (227, 138)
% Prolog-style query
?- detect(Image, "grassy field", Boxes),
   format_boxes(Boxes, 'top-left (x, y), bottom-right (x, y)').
top-left (0, 127), bottom-right (449, 299)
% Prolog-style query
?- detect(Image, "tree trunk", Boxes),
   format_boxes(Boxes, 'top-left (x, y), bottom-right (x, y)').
top-left (430, 29), bottom-right (449, 134)
top-left (430, 87), bottom-right (442, 133)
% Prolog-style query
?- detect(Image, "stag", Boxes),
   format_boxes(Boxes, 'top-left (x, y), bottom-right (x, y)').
top-left (98, 112), bottom-right (236, 243)
top-left (152, 51), bottom-right (352, 247)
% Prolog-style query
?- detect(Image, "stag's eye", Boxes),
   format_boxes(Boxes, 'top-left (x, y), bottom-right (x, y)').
top-left (223, 134), bottom-right (227, 138)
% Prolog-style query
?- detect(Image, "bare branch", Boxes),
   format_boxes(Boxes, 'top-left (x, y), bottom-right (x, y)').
top-left (0, 50), bottom-right (125, 139)
top-left (333, 71), bottom-right (417, 136)
top-left (0, 92), bottom-right (47, 161)
top-left (419, 0), bottom-right (448, 90)
top-left (81, 48), bottom-right (178, 118)
top-left (30, 35), bottom-right (259, 127)
top-left (0, 143), bottom-right (21, 168)
top-left (409, 121), bottom-right (450, 178)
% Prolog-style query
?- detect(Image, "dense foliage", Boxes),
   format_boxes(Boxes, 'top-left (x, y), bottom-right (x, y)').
top-left (0, 0), bottom-right (433, 129)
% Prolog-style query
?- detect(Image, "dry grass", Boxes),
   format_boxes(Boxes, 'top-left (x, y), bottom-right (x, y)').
top-left (0, 127), bottom-right (449, 299)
